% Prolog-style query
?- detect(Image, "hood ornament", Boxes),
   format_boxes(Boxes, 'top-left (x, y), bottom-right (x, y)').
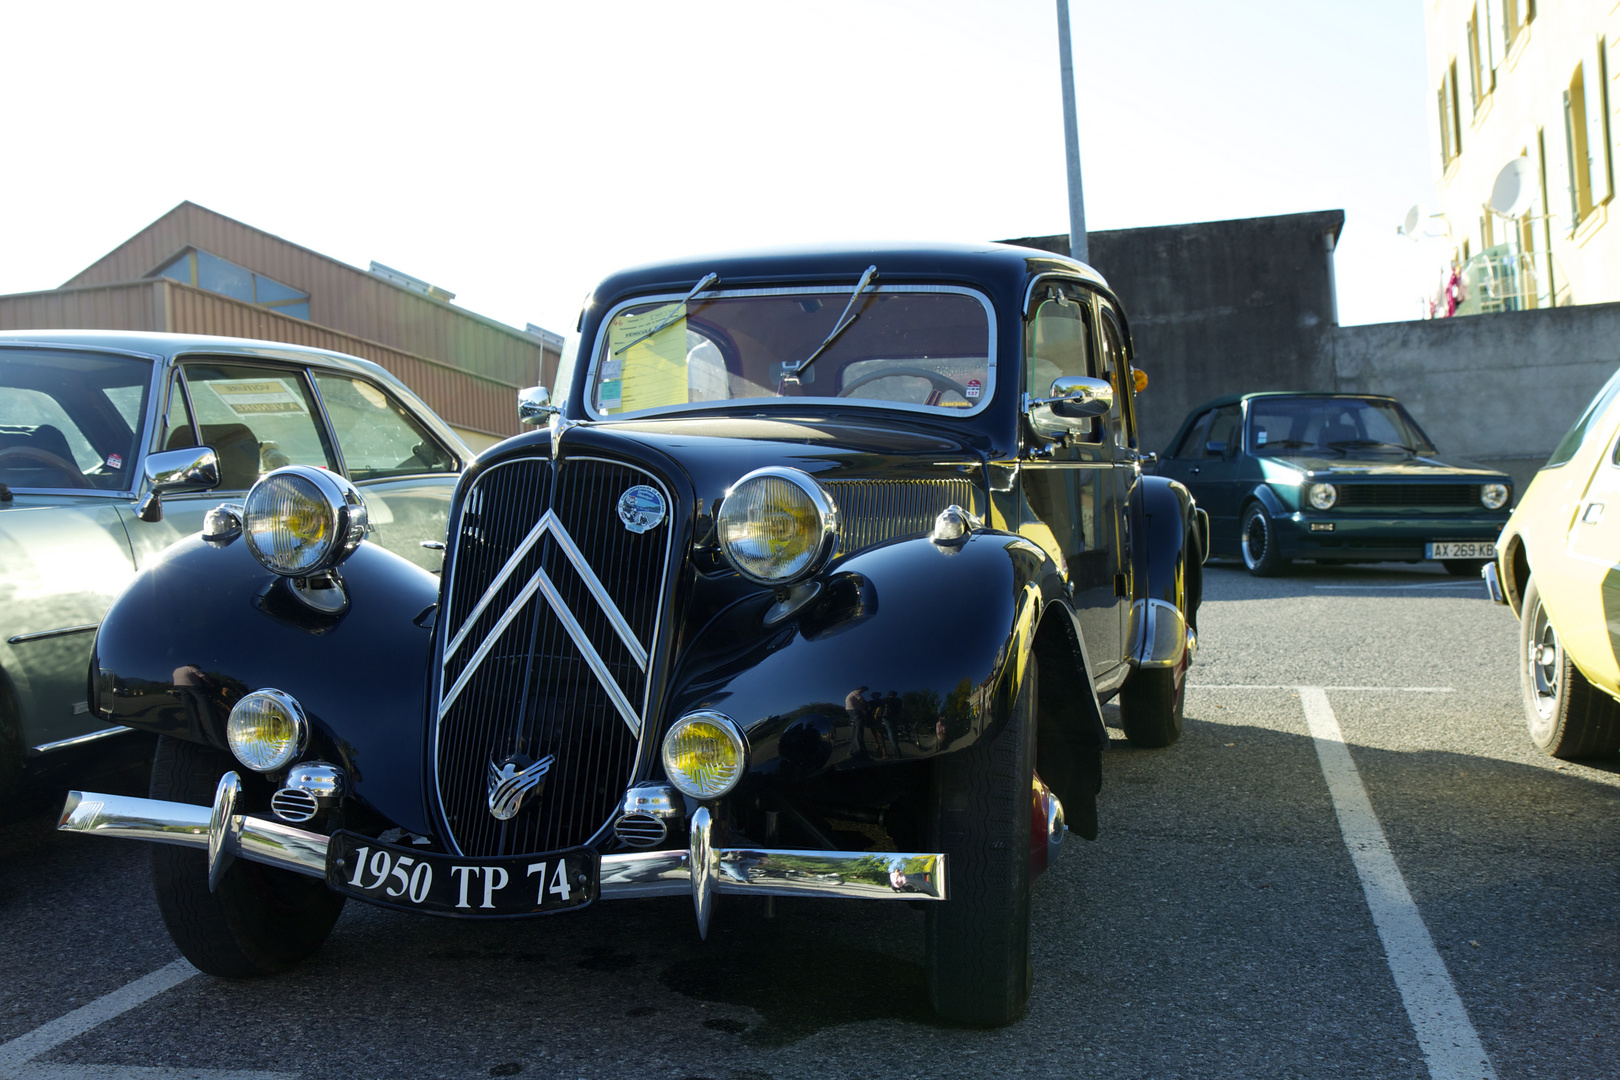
top-left (487, 753), bottom-right (556, 821)
top-left (617, 485), bottom-right (667, 534)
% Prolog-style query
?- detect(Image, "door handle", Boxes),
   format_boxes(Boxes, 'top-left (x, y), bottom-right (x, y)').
top-left (1581, 502), bottom-right (1605, 525)
top-left (1189, 466), bottom-right (1200, 475)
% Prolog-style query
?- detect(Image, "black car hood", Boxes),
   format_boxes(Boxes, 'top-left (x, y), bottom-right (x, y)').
top-left (1261, 451), bottom-right (1507, 480)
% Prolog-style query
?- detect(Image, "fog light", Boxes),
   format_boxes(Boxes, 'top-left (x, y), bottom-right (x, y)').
top-left (1482, 483), bottom-right (1510, 510)
top-left (226, 689), bottom-right (308, 773)
top-left (661, 711), bottom-right (746, 800)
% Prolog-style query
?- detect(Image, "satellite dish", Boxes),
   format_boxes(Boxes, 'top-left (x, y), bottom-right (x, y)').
top-left (1400, 204), bottom-right (1426, 237)
top-left (1489, 157), bottom-right (1537, 218)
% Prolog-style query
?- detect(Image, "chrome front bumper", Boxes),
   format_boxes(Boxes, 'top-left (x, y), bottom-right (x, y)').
top-left (59, 780), bottom-right (947, 938)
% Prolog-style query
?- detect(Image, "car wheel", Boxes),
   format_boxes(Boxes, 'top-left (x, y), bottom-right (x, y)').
top-left (149, 735), bottom-right (344, 977)
top-left (1443, 559), bottom-right (1488, 577)
top-left (1520, 577), bottom-right (1620, 759)
top-left (1240, 504), bottom-right (1288, 577)
top-left (924, 657), bottom-right (1035, 1026)
top-left (1119, 660), bottom-right (1187, 748)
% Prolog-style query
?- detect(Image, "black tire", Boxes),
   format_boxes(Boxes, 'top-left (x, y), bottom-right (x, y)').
top-left (1119, 662), bottom-right (1186, 748)
top-left (1443, 559), bottom-right (1488, 577)
top-left (149, 736), bottom-right (344, 977)
top-left (1520, 577), bottom-right (1620, 759)
top-left (1240, 504), bottom-right (1288, 577)
top-left (924, 658), bottom-right (1035, 1026)
top-left (0, 681), bottom-right (22, 814)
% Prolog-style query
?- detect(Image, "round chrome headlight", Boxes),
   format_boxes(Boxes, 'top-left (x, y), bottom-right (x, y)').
top-left (243, 466), bottom-right (368, 576)
top-left (661, 711), bottom-right (746, 799)
top-left (226, 689), bottom-right (308, 773)
top-left (1308, 483), bottom-right (1338, 511)
top-left (1482, 483), bottom-right (1510, 510)
top-left (716, 467), bottom-right (838, 584)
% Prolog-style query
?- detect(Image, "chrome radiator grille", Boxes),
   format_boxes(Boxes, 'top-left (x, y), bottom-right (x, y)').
top-left (435, 455), bottom-right (672, 857)
top-left (1334, 483), bottom-right (1480, 509)
top-left (826, 478), bottom-right (979, 557)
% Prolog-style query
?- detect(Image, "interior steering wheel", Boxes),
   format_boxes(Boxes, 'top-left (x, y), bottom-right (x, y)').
top-left (837, 367), bottom-right (971, 404)
top-left (0, 445), bottom-right (92, 488)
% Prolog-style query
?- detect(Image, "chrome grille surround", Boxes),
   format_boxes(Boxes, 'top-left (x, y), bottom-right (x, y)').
top-left (826, 478), bottom-right (979, 558)
top-left (433, 455), bottom-right (676, 858)
top-left (1333, 483), bottom-right (1481, 509)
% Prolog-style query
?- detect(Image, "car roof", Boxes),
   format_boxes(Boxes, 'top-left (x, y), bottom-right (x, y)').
top-left (1181, 391), bottom-right (1402, 415)
top-left (585, 241), bottom-right (1111, 309)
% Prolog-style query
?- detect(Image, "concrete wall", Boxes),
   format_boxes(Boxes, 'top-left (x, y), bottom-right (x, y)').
top-left (1326, 305), bottom-right (1620, 492)
top-left (1005, 210), bottom-right (1345, 452)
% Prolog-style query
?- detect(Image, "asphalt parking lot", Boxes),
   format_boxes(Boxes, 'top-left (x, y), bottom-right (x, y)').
top-left (3, 560), bottom-right (1617, 1080)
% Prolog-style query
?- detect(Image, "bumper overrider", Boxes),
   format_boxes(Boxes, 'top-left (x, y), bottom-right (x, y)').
top-left (57, 778), bottom-right (950, 937)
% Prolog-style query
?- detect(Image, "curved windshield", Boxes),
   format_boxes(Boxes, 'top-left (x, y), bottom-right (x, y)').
top-left (1247, 396), bottom-right (1435, 456)
top-left (589, 287), bottom-right (993, 418)
top-left (0, 347), bottom-right (152, 491)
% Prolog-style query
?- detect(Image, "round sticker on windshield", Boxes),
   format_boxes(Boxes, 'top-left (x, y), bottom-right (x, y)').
top-left (617, 485), bottom-right (667, 534)
top-left (966, 379), bottom-right (981, 399)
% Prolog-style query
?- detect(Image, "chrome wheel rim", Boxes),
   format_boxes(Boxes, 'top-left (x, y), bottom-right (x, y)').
top-left (1527, 595), bottom-right (1561, 733)
top-left (1242, 514), bottom-right (1267, 569)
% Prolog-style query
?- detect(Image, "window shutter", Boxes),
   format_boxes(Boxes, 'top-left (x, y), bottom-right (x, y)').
top-left (1588, 37), bottom-right (1613, 204)
top-left (1485, 0), bottom-right (1504, 70)
top-left (1563, 88), bottom-right (1580, 224)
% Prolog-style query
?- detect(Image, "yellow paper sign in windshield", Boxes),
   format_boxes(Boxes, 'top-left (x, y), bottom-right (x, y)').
top-left (604, 304), bottom-right (688, 413)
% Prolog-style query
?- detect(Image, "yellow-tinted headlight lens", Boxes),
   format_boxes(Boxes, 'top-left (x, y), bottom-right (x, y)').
top-left (243, 467), bottom-right (367, 576)
top-left (717, 469), bottom-right (835, 583)
top-left (662, 712), bottom-right (746, 799)
top-left (226, 689), bottom-right (307, 773)
top-left (1482, 483), bottom-right (1510, 510)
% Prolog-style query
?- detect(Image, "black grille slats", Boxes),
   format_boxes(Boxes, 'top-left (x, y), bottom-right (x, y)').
top-left (434, 456), bottom-right (672, 858)
top-left (827, 478), bottom-right (978, 557)
top-left (1333, 483), bottom-right (1481, 509)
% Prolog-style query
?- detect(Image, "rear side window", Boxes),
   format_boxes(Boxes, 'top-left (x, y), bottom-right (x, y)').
top-left (313, 374), bottom-right (456, 480)
top-left (1547, 368), bottom-right (1620, 468)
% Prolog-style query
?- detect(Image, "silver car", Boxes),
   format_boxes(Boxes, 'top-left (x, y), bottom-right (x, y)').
top-left (1, 330), bottom-right (470, 796)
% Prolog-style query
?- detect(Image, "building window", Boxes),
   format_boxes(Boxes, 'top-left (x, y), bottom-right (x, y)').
top-left (1467, 9), bottom-right (1491, 111)
top-left (1438, 61), bottom-right (1462, 168)
top-left (156, 248), bottom-right (311, 321)
top-left (1565, 65), bottom-right (1595, 226)
top-left (1503, 0), bottom-right (1533, 52)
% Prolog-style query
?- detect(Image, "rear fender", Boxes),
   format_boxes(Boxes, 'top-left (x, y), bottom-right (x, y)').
top-left (90, 534), bottom-right (441, 835)
top-left (666, 531), bottom-right (1102, 785)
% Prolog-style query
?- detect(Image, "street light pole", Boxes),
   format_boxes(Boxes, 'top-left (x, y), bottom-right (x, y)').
top-left (1056, 0), bottom-right (1088, 264)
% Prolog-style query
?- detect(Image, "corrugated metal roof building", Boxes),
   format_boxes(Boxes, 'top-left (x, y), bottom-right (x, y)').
top-left (0, 202), bottom-right (560, 449)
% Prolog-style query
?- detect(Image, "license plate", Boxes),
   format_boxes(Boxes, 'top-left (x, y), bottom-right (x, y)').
top-left (325, 831), bottom-right (597, 917)
top-left (1425, 540), bottom-right (1496, 560)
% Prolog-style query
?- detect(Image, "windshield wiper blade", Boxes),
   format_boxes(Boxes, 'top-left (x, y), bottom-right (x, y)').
top-left (784, 264), bottom-right (878, 380)
top-left (613, 272), bottom-right (720, 355)
top-left (1328, 439), bottom-right (1415, 452)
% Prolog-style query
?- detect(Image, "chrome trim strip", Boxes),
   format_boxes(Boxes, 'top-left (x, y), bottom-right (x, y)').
top-left (31, 726), bottom-right (132, 754)
top-left (531, 565), bottom-right (642, 737)
top-left (1022, 268), bottom-right (1109, 316)
top-left (8, 623), bottom-right (100, 645)
top-left (438, 569), bottom-right (546, 717)
top-left (545, 513), bottom-right (649, 670)
top-left (443, 511), bottom-right (551, 662)
top-left (60, 789), bottom-right (949, 903)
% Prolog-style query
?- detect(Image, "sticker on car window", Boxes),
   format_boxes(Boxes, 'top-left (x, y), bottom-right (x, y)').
top-left (1255, 429), bottom-right (1267, 445)
top-left (206, 378), bottom-right (307, 416)
top-left (605, 304), bottom-right (688, 413)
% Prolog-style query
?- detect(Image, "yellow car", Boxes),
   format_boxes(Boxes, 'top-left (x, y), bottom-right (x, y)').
top-left (1488, 366), bottom-right (1620, 757)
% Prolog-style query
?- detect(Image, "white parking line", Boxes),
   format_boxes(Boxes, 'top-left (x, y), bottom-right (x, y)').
top-left (1314, 582), bottom-right (1485, 592)
top-left (1191, 684), bottom-right (1455, 693)
top-left (14, 1066), bottom-right (297, 1079)
top-left (1299, 686), bottom-right (1496, 1080)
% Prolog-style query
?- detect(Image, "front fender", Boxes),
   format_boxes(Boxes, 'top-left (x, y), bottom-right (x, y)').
top-left (1128, 475), bottom-right (1200, 667)
top-left (90, 534), bottom-right (440, 836)
top-left (666, 531), bottom-right (1066, 784)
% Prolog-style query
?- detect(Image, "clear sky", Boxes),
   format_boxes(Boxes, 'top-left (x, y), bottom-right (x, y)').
top-left (0, 0), bottom-right (1437, 348)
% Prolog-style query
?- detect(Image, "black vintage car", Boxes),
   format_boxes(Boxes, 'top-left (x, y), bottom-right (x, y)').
top-left (61, 243), bottom-right (1204, 1026)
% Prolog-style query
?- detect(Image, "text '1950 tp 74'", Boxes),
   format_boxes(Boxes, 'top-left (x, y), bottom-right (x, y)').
top-left (61, 242), bottom-right (1205, 1026)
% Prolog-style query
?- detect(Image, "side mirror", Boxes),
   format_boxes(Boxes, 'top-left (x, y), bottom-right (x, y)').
top-left (519, 386), bottom-right (559, 425)
top-left (1203, 440), bottom-right (1226, 458)
top-left (136, 446), bottom-right (220, 523)
top-left (1025, 376), bottom-right (1113, 441)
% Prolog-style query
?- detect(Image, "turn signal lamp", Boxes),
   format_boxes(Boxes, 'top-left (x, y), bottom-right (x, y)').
top-left (1132, 367), bottom-right (1149, 393)
top-left (716, 468), bottom-right (838, 584)
top-left (243, 466), bottom-right (368, 577)
top-left (661, 711), bottom-right (746, 799)
top-left (1481, 483), bottom-right (1510, 510)
top-left (227, 689), bottom-right (308, 773)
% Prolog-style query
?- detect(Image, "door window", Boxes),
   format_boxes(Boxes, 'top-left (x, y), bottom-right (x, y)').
top-left (0, 347), bottom-right (151, 490)
top-left (1205, 406), bottom-right (1242, 457)
top-left (1097, 309), bottom-right (1136, 451)
top-left (1173, 411), bottom-right (1215, 459)
top-left (176, 363), bottom-right (335, 490)
top-left (1025, 284), bottom-right (1099, 441)
top-left (313, 374), bottom-right (456, 481)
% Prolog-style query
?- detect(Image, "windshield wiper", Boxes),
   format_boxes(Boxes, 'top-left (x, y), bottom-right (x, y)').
top-left (783, 265), bottom-right (878, 380)
top-left (1328, 439), bottom-right (1415, 452)
top-left (613, 272), bottom-right (720, 355)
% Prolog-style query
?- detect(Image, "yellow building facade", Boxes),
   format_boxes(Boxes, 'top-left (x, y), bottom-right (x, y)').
top-left (1425, 1), bottom-right (1620, 313)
